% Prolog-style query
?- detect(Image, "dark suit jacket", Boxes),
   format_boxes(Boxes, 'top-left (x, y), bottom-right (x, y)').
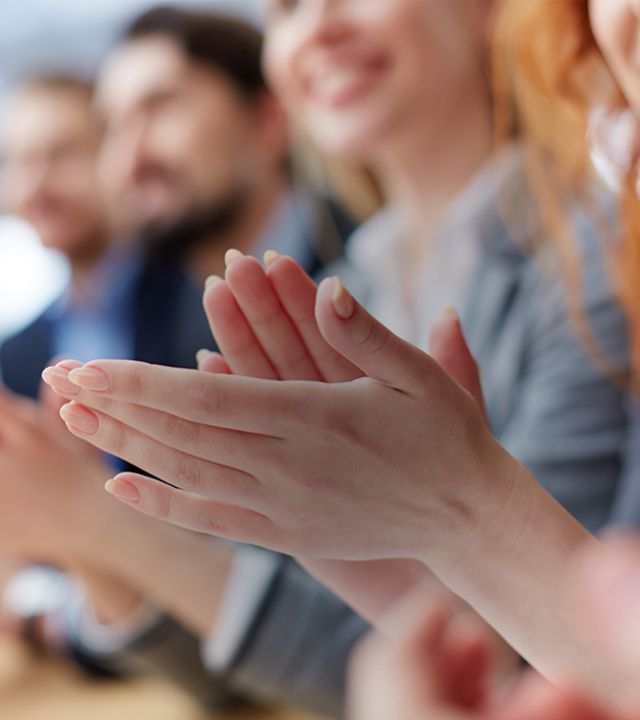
top-left (0, 261), bottom-right (212, 398)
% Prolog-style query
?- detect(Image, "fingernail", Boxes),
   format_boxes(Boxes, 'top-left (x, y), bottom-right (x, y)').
top-left (105, 477), bottom-right (141, 504)
top-left (331, 277), bottom-right (355, 320)
top-left (68, 366), bottom-right (110, 392)
top-left (443, 307), bottom-right (459, 320)
top-left (264, 250), bottom-right (280, 267)
top-left (205, 275), bottom-right (222, 289)
top-left (196, 349), bottom-right (212, 366)
top-left (225, 248), bottom-right (243, 266)
top-left (59, 403), bottom-right (99, 435)
top-left (41, 367), bottom-right (81, 396)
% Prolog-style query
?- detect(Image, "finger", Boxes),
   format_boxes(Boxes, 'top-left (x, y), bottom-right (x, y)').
top-left (196, 350), bottom-right (231, 375)
top-left (428, 311), bottom-right (488, 423)
top-left (440, 620), bottom-right (490, 710)
top-left (44, 361), bottom-right (319, 437)
top-left (575, 535), bottom-right (640, 669)
top-left (105, 472), bottom-right (285, 550)
top-left (225, 256), bottom-right (323, 381)
top-left (59, 400), bottom-right (274, 480)
top-left (498, 675), bottom-right (609, 720)
top-left (39, 359), bottom-right (84, 429)
top-left (267, 256), bottom-right (362, 382)
top-left (203, 278), bottom-right (277, 379)
top-left (316, 277), bottom-right (440, 392)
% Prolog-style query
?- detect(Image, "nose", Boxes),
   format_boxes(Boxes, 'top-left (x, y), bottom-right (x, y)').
top-left (106, 120), bottom-right (151, 184)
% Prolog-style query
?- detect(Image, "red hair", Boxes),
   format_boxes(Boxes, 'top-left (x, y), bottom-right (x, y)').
top-left (493, 0), bottom-right (637, 382)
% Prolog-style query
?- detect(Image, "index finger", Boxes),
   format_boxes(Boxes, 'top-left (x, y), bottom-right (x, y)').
top-left (267, 255), bottom-right (362, 382)
top-left (44, 360), bottom-right (324, 436)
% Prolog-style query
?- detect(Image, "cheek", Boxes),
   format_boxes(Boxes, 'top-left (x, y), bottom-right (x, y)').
top-left (263, 31), bottom-right (303, 117)
top-left (591, 0), bottom-right (637, 72)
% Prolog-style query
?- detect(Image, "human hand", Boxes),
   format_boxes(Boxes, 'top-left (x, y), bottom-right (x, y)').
top-left (349, 592), bottom-right (615, 720)
top-left (201, 253), bottom-right (486, 620)
top-left (0, 379), bottom-right (112, 562)
top-left (43, 275), bottom-right (521, 569)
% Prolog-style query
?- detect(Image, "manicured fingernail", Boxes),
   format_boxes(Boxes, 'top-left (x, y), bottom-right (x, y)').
top-left (264, 250), bottom-right (280, 266)
top-left (443, 307), bottom-right (459, 319)
top-left (331, 277), bottom-right (355, 320)
top-left (205, 275), bottom-right (222, 289)
top-left (105, 477), bottom-right (141, 504)
top-left (196, 349), bottom-right (212, 366)
top-left (68, 366), bottom-right (110, 392)
top-left (225, 248), bottom-right (243, 266)
top-left (41, 367), bottom-right (81, 396)
top-left (59, 403), bottom-right (99, 435)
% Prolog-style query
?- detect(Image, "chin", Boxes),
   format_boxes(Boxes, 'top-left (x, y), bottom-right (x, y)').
top-left (308, 110), bottom-right (393, 165)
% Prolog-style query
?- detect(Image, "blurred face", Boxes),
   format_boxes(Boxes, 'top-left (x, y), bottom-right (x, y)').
top-left (97, 35), bottom-right (268, 239)
top-left (1, 88), bottom-right (105, 255)
top-left (590, 0), bottom-right (640, 117)
top-left (264, 0), bottom-right (490, 161)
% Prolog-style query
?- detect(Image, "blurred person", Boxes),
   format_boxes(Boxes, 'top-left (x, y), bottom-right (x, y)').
top-left (42, 0), bottom-right (640, 712)
top-left (0, 8), bottom-right (377, 717)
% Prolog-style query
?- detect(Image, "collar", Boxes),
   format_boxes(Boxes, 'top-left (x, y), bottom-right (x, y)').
top-left (347, 143), bottom-right (528, 278)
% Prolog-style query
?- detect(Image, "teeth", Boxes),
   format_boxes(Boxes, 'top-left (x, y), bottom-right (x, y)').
top-left (310, 68), bottom-right (368, 102)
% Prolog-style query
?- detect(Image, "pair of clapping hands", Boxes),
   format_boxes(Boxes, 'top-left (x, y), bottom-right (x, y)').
top-left (42, 249), bottom-right (493, 577)
top-left (351, 538), bottom-right (640, 720)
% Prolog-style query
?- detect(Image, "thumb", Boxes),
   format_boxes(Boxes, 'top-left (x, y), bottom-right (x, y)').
top-left (315, 277), bottom-right (440, 392)
top-left (196, 350), bottom-right (231, 375)
top-left (428, 310), bottom-right (488, 423)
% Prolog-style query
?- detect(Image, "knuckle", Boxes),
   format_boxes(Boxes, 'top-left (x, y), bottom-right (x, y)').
top-left (172, 456), bottom-right (202, 492)
top-left (355, 319), bottom-right (390, 357)
top-left (206, 512), bottom-right (229, 537)
top-left (127, 365), bottom-right (147, 402)
top-left (153, 491), bottom-right (172, 521)
top-left (162, 413), bottom-right (199, 447)
top-left (190, 380), bottom-right (225, 420)
top-left (105, 420), bottom-right (128, 457)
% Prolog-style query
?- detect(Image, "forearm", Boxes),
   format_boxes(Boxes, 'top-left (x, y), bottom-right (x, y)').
top-left (297, 558), bottom-right (428, 629)
top-left (69, 500), bottom-right (232, 638)
top-left (430, 450), bottom-right (610, 697)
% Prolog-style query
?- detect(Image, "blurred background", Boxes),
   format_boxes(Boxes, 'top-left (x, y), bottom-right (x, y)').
top-left (0, 0), bottom-right (260, 341)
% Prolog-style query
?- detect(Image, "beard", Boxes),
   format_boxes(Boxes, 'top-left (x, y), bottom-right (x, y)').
top-left (139, 184), bottom-right (251, 266)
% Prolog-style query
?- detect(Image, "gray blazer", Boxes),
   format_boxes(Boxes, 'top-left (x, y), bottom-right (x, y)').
top-left (71, 160), bottom-right (631, 718)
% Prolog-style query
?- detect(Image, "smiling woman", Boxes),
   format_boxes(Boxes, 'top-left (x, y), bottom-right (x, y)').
top-left (0, 216), bottom-right (69, 342)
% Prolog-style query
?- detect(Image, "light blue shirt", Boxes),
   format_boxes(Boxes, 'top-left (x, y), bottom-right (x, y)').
top-left (46, 244), bottom-right (143, 363)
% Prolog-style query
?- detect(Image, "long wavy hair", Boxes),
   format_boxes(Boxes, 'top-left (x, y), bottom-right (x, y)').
top-left (493, 0), bottom-right (639, 381)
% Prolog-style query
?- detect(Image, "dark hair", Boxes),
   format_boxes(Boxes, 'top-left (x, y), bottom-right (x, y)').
top-left (124, 6), bottom-right (266, 98)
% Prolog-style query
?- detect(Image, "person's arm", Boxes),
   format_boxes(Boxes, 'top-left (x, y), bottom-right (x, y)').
top-left (349, 591), bottom-right (614, 720)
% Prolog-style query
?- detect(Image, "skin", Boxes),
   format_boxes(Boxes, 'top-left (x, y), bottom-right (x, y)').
top-left (0, 44), bottom-right (289, 641)
top-left (39, 0), bottom-right (625, 702)
top-left (589, 0), bottom-right (640, 119)
top-left (43, 278), bottom-right (610, 699)
top-left (38, 0), bottom-right (640, 711)
top-left (348, 595), bottom-right (615, 720)
top-left (0, 86), bottom-right (110, 282)
top-left (96, 34), bottom-right (289, 280)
